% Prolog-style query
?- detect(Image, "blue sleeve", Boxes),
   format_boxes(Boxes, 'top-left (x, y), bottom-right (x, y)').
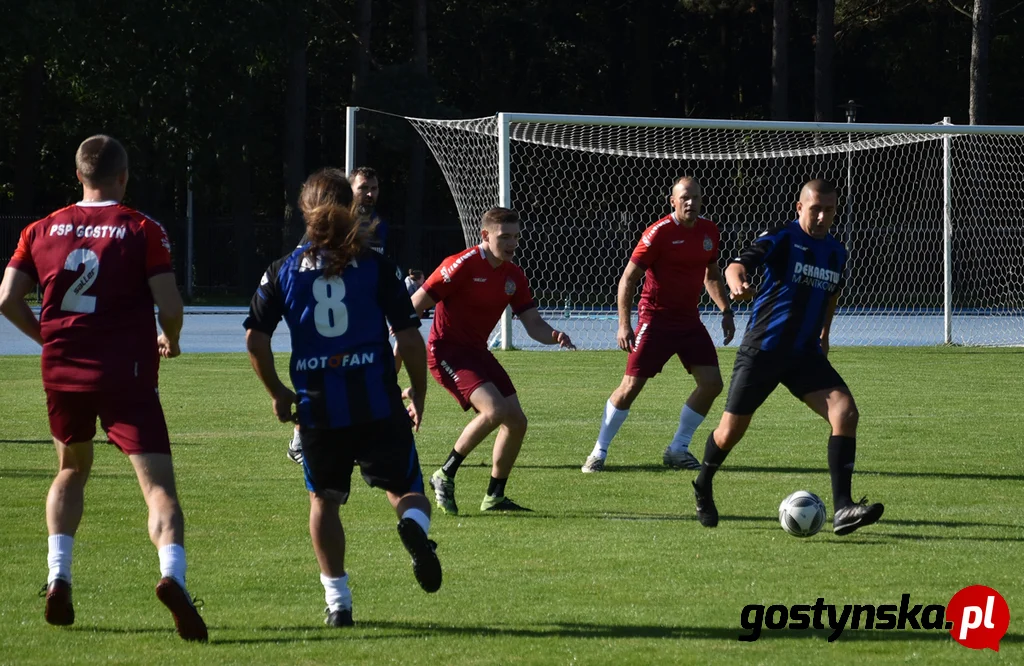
top-left (243, 257), bottom-right (287, 335)
top-left (729, 224), bottom-right (789, 272)
top-left (376, 256), bottom-right (419, 333)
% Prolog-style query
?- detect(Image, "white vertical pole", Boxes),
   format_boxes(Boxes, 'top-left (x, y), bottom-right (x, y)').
top-left (185, 148), bottom-right (194, 300)
top-left (942, 117), bottom-right (953, 345)
top-left (498, 112), bottom-right (513, 350)
top-left (345, 106), bottom-right (358, 175)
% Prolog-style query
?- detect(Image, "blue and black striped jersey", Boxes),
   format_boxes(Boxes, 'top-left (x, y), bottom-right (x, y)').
top-left (731, 221), bottom-right (847, 353)
top-left (243, 245), bottom-right (420, 428)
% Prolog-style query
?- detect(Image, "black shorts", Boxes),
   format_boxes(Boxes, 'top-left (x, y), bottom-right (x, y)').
top-left (724, 346), bottom-right (848, 416)
top-left (300, 414), bottom-right (425, 504)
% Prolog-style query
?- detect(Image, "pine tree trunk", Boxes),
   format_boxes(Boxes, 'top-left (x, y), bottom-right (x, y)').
top-left (404, 0), bottom-right (428, 272)
top-left (969, 0), bottom-right (991, 124)
top-left (814, 0), bottom-right (835, 122)
top-left (13, 58), bottom-right (44, 214)
top-left (351, 0), bottom-right (372, 165)
top-left (282, 7), bottom-right (307, 252)
top-left (771, 0), bottom-right (790, 120)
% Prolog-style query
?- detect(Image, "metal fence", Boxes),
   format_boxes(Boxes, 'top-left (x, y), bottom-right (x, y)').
top-left (1, 214), bottom-right (468, 298)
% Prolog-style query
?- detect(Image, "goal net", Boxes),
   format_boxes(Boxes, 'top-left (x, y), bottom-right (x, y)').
top-left (391, 112), bottom-right (1024, 349)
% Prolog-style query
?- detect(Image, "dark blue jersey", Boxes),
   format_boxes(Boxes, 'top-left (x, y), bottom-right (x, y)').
top-left (368, 214), bottom-right (388, 254)
top-left (244, 245), bottom-right (420, 428)
top-left (732, 221), bottom-right (847, 353)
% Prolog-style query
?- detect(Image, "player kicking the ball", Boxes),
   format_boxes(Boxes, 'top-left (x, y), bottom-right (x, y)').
top-left (581, 176), bottom-right (734, 474)
top-left (692, 179), bottom-right (884, 536)
top-left (245, 168), bottom-right (441, 628)
top-left (411, 207), bottom-right (575, 515)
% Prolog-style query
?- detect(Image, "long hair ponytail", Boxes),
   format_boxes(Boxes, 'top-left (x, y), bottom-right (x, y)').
top-left (299, 168), bottom-right (369, 277)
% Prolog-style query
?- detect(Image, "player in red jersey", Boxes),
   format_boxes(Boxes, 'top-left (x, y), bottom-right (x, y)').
top-left (411, 207), bottom-right (575, 514)
top-left (0, 135), bottom-right (206, 641)
top-left (580, 177), bottom-right (735, 473)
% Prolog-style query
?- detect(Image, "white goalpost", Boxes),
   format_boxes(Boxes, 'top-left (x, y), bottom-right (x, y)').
top-left (349, 107), bottom-right (1024, 349)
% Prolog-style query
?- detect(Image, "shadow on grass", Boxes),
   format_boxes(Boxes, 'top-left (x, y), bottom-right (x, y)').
top-left (69, 626), bottom-right (177, 635)
top-left (205, 620), bottom-right (1024, 645)
top-left (483, 464), bottom-right (1024, 482)
top-left (0, 469), bottom-right (135, 480)
top-left (724, 515), bottom-right (1023, 530)
top-left (0, 439), bottom-right (198, 447)
top-left (512, 463), bottom-right (678, 473)
top-left (468, 511), bottom-right (1024, 539)
top-left (728, 465), bottom-right (1024, 483)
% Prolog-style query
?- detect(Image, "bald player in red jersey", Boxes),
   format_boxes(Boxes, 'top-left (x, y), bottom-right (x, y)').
top-left (0, 135), bottom-right (207, 641)
top-left (411, 207), bottom-right (575, 514)
top-left (580, 176), bottom-right (735, 474)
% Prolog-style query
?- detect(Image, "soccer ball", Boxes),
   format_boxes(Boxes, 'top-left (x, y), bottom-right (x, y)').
top-left (778, 490), bottom-right (827, 537)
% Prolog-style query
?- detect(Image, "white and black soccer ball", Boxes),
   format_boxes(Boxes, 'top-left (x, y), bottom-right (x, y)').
top-left (778, 490), bottom-right (827, 537)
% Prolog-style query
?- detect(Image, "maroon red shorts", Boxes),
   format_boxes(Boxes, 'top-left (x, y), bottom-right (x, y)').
top-left (45, 388), bottom-right (172, 455)
top-left (427, 340), bottom-right (516, 411)
top-left (626, 318), bottom-right (719, 378)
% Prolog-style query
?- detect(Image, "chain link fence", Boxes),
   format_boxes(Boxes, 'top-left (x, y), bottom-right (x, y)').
top-left (2, 214), bottom-right (467, 299)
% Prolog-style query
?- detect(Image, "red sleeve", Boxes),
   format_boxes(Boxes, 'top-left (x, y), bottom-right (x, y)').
top-left (424, 250), bottom-right (476, 303)
top-left (140, 217), bottom-right (173, 277)
top-left (708, 221), bottom-right (721, 264)
top-left (422, 263), bottom-right (453, 303)
top-left (509, 266), bottom-right (535, 315)
top-left (629, 225), bottom-right (661, 270)
top-left (7, 223), bottom-right (39, 282)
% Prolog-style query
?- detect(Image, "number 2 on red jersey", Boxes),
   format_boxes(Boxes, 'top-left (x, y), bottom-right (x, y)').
top-left (60, 249), bottom-right (100, 314)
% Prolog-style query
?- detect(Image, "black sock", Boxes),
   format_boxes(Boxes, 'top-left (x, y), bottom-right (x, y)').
top-left (441, 450), bottom-right (465, 477)
top-left (695, 432), bottom-right (730, 490)
top-left (828, 435), bottom-right (856, 511)
top-left (487, 476), bottom-right (508, 498)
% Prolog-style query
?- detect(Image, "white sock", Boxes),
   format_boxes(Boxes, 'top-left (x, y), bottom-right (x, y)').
top-left (591, 399), bottom-right (630, 458)
top-left (47, 534), bottom-right (74, 584)
top-left (401, 508), bottom-right (431, 536)
top-left (158, 544), bottom-right (187, 589)
top-left (668, 405), bottom-right (706, 453)
top-left (292, 426), bottom-right (303, 447)
top-left (320, 573), bottom-right (352, 612)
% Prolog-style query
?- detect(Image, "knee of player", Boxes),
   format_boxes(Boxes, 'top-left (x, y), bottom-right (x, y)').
top-left (714, 422), bottom-right (744, 448)
top-left (498, 405), bottom-right (528, 433)
top-left (700, 376), bottom-right (724, 397)
top-left (147, 490), bottom-right (182, 519)
top-left (57, 466), bottom-right (91, 485)
top-left (839, 403), bottom-right (860, 429)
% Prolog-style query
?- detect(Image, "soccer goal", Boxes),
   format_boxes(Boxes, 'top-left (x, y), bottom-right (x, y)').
top-left (349, 108), bottom-right (1024, 349)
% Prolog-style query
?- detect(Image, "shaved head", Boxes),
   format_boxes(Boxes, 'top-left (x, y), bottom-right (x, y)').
top-left (799, 179), bottom-right (837, 201)
top-left (670, 176), bottom-right (703, 225)
top-left (76, 135), bottom-right (128, 187)
top-left (671, 176), bottom-right (702, 196)
top-left (796, 179), bottom-right (838, 239)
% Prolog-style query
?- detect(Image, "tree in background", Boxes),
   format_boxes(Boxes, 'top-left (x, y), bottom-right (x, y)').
top-left (970, 0), bottom-right (992, 124)
top-left (814, 0), bottom-right (835, 121)
top-left (772, 0), bottom-right (790, 120)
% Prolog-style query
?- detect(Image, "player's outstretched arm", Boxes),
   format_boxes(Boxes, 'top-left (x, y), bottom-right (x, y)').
top-left (410, 288), bottom-right (435, 319)
top-left (704, 262), bottom-right (735, 345)
top-left (518, 307), bottom-right (575, 349)
top-left (245, 329), bottom-right (297, 423)
top-left (616, 262), bottom-right (644, 352)
top-left (725, 263), bottom-right (755, 301)
top-left (0, 267), bottom-right (43, 345)
top-left (149, 273), bottom-right (184, 358)
top-left (394, 328), bottom-right (427, 430)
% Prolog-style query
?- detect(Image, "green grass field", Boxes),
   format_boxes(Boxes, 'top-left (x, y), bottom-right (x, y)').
top-left (1, 348), bottom-right (1022, 665)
